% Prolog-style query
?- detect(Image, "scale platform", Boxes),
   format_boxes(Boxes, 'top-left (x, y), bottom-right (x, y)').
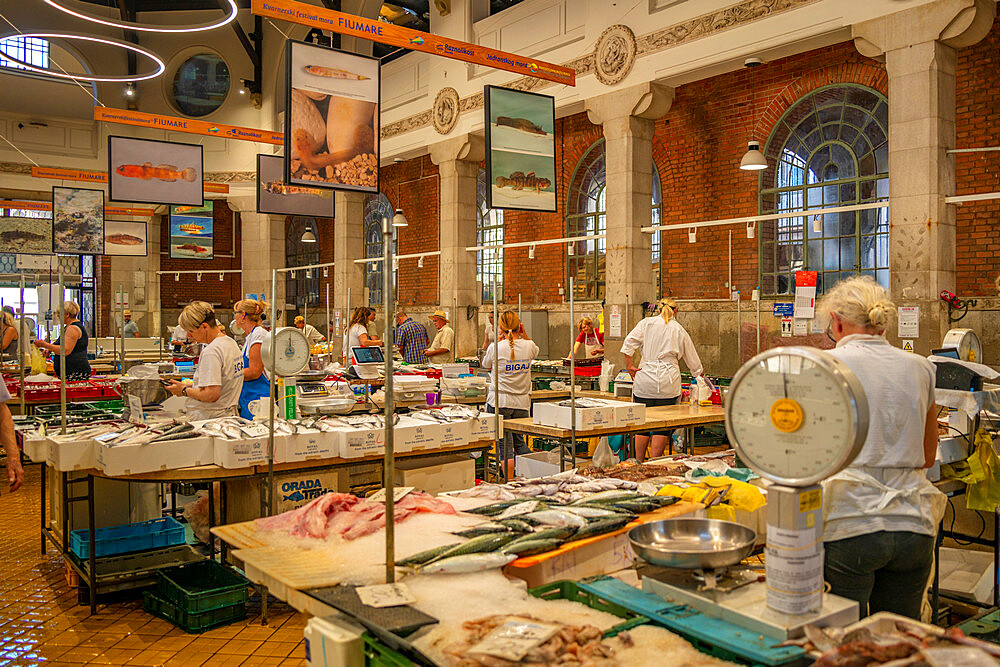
top-left (640, 565), bottom-right (858, 641)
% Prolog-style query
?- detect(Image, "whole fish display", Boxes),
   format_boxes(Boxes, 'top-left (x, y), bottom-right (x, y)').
top-left (303, 65), bottom-right (370, 80)
top-left (105, 234), bottom-right (144, 246)
top-left (414, 553), bottom-right (517, 575)
top-left (115, 163), bottom-right (197, 182)
top-left (495, 116), bottom-right (547, 136)
top-left (263, 181), bottom-right (331, 198)
top-left (494, 171), bottom-right (551, 194)
top-left (0, 230), bottom-right (46, 244)
top-left (451, 471), bottom-right (639, 505)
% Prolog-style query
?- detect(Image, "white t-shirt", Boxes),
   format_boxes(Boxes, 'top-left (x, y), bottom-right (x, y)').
top-left (242, 326), bottom-right (269, 379)
top-left (620, 316), bottom-right (703, 399)
top-left (822, 334), bottom-right (944, 541)
top-left (484, 323), bottom-right (495, 344)
top-left (348, 324), bottom-right (368, 352)
top-left (482, 338), bottom-right (539, 411)
top-left (187, 335), bottom-right (244, 420)
top-left (302, 323), bottom-right (324, 345)
top-left (171, 325), bottom-right (188, 344)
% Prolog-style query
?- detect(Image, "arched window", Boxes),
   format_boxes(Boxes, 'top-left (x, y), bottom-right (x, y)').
top-left (0, 36), bottom-right (49, 71)
top-left (285, 217), bottom-right (320, 309)
top-left (759, 85), bottom-right (889, 295)
top-left (565, 139), bottom-right (663, 301)
top-left (363, 193), bottom-right (395, 305)
top-left (477, 168), bottom-right (504, 303)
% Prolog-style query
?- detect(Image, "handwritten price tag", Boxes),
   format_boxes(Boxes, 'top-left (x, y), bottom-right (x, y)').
top-left (356, 583), bottom-right (416, 608)
top-left (368, 487), bottom-right (415, 503)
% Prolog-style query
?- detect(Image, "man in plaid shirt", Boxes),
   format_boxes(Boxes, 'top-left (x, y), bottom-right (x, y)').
top-left (394, 310), bottom-right (429, 364)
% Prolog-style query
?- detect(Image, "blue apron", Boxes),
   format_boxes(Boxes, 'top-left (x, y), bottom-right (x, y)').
top-left (239, 328), bottom-right (270, 419)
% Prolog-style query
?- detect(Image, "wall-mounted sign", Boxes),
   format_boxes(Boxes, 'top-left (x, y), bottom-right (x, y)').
top-left (0, 200), bottom-right (154, 217)
top-left (52, 186), bottom-right (104, 255)
top-left (169, 204), bottom-right (214, 260)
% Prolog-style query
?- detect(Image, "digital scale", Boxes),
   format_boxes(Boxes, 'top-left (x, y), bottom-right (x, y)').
top-left (295, 380), bottom-right (357, 416)
top-left (351, 345), bottom-right (384, 380)
top-left (638, 347), bottom-right (869, 640)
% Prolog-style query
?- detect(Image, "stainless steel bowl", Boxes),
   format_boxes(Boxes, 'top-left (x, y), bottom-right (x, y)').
top-left (295, 370), bottom-right (329, 382)
top-left (114, 377), bottom-right (168, 405)
top-left (628, 518), bottom-right (756, 570)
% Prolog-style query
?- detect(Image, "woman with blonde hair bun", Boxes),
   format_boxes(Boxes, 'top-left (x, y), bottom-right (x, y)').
top-left (166, 301), bottom-right (244, 419)
top-left (481, 310), bottom-right (539, 476)
top-left (233, 298), bottom-right (270, 418)
top-left (819, 275), bottom-right (944, 619)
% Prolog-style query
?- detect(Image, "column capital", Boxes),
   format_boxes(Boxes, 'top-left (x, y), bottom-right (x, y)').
top-left (224, 195), bottom-right (255, 213)
top-left (428, 133), bottom-right (485, 165)
top-left (585, 82), bottom-right (674, 126)
top-left (853, 0), bottom-right (995, 57)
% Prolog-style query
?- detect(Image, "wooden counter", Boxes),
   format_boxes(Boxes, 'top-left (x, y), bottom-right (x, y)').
top-left (503, 404), bottom-right (725, 439)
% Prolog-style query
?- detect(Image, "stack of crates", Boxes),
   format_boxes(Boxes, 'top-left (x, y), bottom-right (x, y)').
top-left (143, 560), bottom-right (251, 633)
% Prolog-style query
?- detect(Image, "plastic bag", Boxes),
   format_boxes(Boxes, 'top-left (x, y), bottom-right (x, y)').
top-left (181, 487), bottom-right (220, 547)
top-left (29, 345), bottom-right (47, 375)
top-left (593, 437), bottom-right (615, 469)
top-left (965, 430), bottom-right (1000, 512)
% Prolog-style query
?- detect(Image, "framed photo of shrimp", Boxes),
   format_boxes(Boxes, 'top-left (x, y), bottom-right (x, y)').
top-left (284, 39), bottom-right (379, 193)
top-left (51, 186), bottom-right (104, 255)
top-left (256, 154), bottom-right (336, 217)
top-left (108, 135), bottom-right (204, 207)
top-left (485, 85), bottom-right (557, 212)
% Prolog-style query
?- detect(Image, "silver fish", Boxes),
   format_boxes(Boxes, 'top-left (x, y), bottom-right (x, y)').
top-left (563, 506), bottom-right (623, 518)
top-left (413, 552), bottom-right (517, 574)
top-left (521, 509), bottom-right (587, 528)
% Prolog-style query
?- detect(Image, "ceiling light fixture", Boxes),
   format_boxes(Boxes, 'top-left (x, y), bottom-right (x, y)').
top-left (41, 0), bottom-right (239, 33)
top-left (688, 227), bottom-right (697, 243)
top-left (417, 256), bottom-right (424, 268)
top-left (812, 215), bottom-right (823, 234)
top-left (124, 82), bottom-right (136, 97)
top-left (219, 272), bottom-right (224, 281)
top-left (0, 33), bottom-right (165, 82)
top-left (301, 229), bottom-right (317, 243)
top-left (323, 267), bottom-right (328, 277)
top-left (196, 272), bottom-right (202, 282)
top-left (392, 209), bottom-right (408, 227)
top-left (746, 221), bottom-right (756, 239)
top-left (174, 273), bottom-right (179, 281)
top-left (567, 243), bottom-right (575, 256)
top-left (739, 57), bottom-right (767, 171)
top-left (528, 244), bottom-right (535, 259)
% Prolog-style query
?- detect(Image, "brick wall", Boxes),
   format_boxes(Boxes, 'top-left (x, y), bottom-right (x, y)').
top-left (159, 200), bottom-right (243, 309)
top-left (379, 155), bottom-right (440, 306)
top-left (955, 14), bottom-right (1000, 296)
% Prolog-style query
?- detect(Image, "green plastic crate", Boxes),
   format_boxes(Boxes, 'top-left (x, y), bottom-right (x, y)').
top-left (155, 560), bottom-right (250, 613)
top-left (361, 633), bottom-right (415, 667)
top-left (529, 580), bottom-right (650, 638)
top-left (142, 590), bottom-right (246, 633)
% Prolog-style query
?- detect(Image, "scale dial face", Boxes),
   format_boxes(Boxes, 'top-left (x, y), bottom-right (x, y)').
top-left (261, 327), bottom-right (310, 377)
top-left (943, 328), bottom-right (983, 364)
top-left (725, 347), bottom-right (869, 486)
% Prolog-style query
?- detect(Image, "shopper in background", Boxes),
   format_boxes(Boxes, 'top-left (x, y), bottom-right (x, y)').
top-left (166, 302), bottom-right (244, 420)
top-left (234, 298), bottom-right (270, 419)
top-left (343, 307), bottom-right (382, 363)
top-left (818, 276), bottom-right (944, 619)
top-left (424, 309), bottom-right (454, 364)
top-left (171, 323), bottom-right (189, 353)
top-left (33, 301), bottom-right (91, 380)
top-left (481, 312), bottom-right (495, 350)
top-left (0, 309), bottom-right (18, 362)
top-left (482, 310), bottom-right (538, 477)
top-left (1, 379), bottom-right (22, 492)
top-left (395, 310), bottom-right (429, 364)
top-left (294, 316), bottom-right (325, 345)
top-left (621, 297), bottom-right (702, 462)
top-left (572, 316), bottom-right (605, 358)
top-left (122, 310), bottom-right (139, 338)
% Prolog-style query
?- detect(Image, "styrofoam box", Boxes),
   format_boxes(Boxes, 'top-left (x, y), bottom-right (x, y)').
top-left (280, 431), bottom-right (337, 463)
top-left (304, 615), bottom-right (365, 667)
top-left (438, 419), bottom-right (471, 448)
top-left (214, 435), bottom-right (290, 469)
top-left (939, 546), bottom-right (995, 604)
top-left (532, 401), bottom-right (615, 430)
top-left (96, 435), bottom-right (214, 476)
top-left (48, 438), bottom-right (97, 471)
top-left (393, 417), bottom-right (438, 452)
top-left (515, 450), bottom-right (592, 479)
top-left (393, 454), bottom-right (475, 496)
top-left (505, 528), bottom-right (635, 588)
top-left (468, 414), bottom-right (501, 441)
top-left (22, 435), bottom-right (50, 463)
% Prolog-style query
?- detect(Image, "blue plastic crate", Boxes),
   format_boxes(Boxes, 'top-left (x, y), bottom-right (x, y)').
top-left (70, 516), bottom-right (186, 560)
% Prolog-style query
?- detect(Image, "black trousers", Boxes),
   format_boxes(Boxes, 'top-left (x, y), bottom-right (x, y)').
top-left (485, 405), bottom-right (529, 459)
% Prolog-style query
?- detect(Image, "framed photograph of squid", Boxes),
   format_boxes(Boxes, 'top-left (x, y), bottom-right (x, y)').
top-left (485, 85), bottom-right (557, 212)
top-left (104, 220), bottom-right (148, 256)
top-left (256, 154), bottom-right (336, 217)
top-left (51, 186), bottom-right (104, 255)
top-left (284, 39), bottom-right (379, 193)
top-left (108, 135), bottom-right (204, 207)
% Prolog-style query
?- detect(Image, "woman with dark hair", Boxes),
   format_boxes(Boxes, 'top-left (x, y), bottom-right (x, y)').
top-left (343, 307), bottom-right (381, 363)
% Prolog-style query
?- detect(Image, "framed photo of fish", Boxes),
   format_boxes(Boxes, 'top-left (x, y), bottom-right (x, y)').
top-left (168, 204), bottom-right (214, 260)
top-left (104, 220), bottom-right (147, 256)
top-left (256, 154), bottom-right (336, 217)
top-left (0, 215), bottom-right (53, 255)
top-left (484, 85), bottom-right (557, 212)
top-left (108, 135), bottom-right (204, 207)
top-left (284, 39), bottom-right (379, 193)
top-left (51, 186), bottom-right (105, 255)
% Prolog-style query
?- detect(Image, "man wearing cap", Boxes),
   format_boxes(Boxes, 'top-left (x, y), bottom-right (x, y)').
top-left (122, 310), bottom-right (139, 338)
top-left (294, 316), bottom-right (325, 345)
top-left (424, 309), bottom-right (454, 364)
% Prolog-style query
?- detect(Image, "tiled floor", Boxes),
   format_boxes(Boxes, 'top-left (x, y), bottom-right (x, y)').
top-left (0, 465), bottom-right (309, 666)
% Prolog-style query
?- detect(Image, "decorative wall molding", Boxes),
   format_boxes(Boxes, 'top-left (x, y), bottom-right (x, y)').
top-left (594, 25), bottom-right (637, 86)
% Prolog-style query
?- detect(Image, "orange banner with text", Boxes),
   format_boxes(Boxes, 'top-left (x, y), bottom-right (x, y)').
top-left (30, 166), bottom-right (230, 194)
top-left (0, 200), bottom-right (155, 218)
top-left (93, 107), bottom-right (283, 145)
top-left (253, 0), bottom-right (576, 86)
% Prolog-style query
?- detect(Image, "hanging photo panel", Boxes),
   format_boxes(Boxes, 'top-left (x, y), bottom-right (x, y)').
top-left (485, 85), bottom-right (557, 212)
top-left (52, 186), bottom-right (105, 255)
top-left (168, 204), bottom-right (214, 260)
top-left (104, 220), bottom-right (148, 256)
top-left (284, 39), bottom-right (379, 193)
top-left (257, 154), bottom-right (336, 217)
top-left (0, 215), bottom-right (53, 255)
top-left (108, 135), bottom-right (204, 207)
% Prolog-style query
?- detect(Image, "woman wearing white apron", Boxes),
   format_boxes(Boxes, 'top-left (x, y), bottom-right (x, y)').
top-left (621, 298), bottom-right (703, 462)
top-left (166, 302), bottom-right (244, 420)
top-left (572, 316), bottom-right (604, 358)
top-left (818, 276), bottom-right (945, 619)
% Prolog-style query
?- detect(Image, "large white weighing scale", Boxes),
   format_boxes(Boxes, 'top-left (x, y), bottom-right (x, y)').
top-left (638, 347), bottom-right (868, 640)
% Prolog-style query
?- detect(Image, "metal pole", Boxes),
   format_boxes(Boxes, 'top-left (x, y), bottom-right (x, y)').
top-left (736, 292), bottom-right (742, 367)
top-left (119, 284), bottom-right (125, 373)
top-left (624, 294), bottom-right (629, 336)
top-left (452, 296), bottom-right (457, 359)
top-left (58, 273), bottom-right (66, 435)
top-left (346, 287), bottom-right (352, 366)
top-left (517, 294), bottom-right (521, 322)
top-left (266, 270), bottom-right (277, 515)
top-left (493, 278), bottom-right (501, 483)
top-left (567, 278), bottom-right (575, 472)
top-left (18, 275), bottom-right (25, 414)
top-left (326, 283), bottom-right (331, 345)
top-left (756, 293), bottom-right (761, 354)
top-left (382, 217), bottom-right (396, 583)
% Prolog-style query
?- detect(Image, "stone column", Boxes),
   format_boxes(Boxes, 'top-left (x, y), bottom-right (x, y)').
top-left (430, 134), bottom-right (485, 358)
top-left (108, 214), bottom-right (160, 340)
top-left (334, 191), bottom-right (366, 356)
top-left (853, 0), bottom-right (994, 353)
top-left (585, 82), bottom-right (673, 365)
top-left (234, 195), bottom-right (286, 325)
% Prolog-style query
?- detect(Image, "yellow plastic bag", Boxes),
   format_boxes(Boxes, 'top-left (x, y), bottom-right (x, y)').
top-left (702, 476), bottom-right (767, 512)
top-left (966, 430), bottom-right (1000, 512)
top-left (29, 345), bottom-right (47, 375)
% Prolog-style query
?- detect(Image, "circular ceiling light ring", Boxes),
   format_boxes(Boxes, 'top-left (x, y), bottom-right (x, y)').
top-left (40, 0), bottom-right (238, 33)
top-left (0, 33), bottom-right (165, 82)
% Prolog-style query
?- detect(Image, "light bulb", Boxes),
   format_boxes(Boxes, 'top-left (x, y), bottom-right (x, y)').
top-left (746, 221), bottom-right (756, 239)
top-left (528, 245), bottom-right (535, 259)
top-left (688, 228), bottom-right (697, 243)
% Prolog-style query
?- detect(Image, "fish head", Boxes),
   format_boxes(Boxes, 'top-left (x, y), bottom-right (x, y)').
top-left (115, 165), bottom-right (128, 175)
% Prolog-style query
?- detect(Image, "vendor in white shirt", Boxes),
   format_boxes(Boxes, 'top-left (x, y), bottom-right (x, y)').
top-left (166, 301), bottom-right (244, 420)
top-left (482, 311), bottom-right (539, 477)
top-left (170, 323), bottom-right (189, 353)
top-left (819, 276), bottom-right (944, 619)
top-left (294, 316), bottom-right (325, 345)
top-left (343, 307), bottom-right (382, 366)
top-left (621, 297), bottom-right (703, 462)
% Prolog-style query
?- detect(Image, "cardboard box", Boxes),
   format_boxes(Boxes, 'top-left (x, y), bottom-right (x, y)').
top-left (468, 414), bottom-right (502, 441)
top-left (504, 529), bottom-right (635, 588)
top-left (97, 435), bottom-right (214, 476)
top-left (607, 400), bottom-right (645, 426)
top-left (515, 450), bottom-right (591, 479)
top-left (393, 417), bottom-right (438, 452)
top-left (274, 468), bottom-right (347, 511)
top-left (939, 546), bottom-right (995, 604)
top-left (48, 438), bottom-right (97, 471)
top-left (281, 431), bottom-right (337, 463)
top-left (335, 427), bottom-right (385, 459)
top-left (214, 435), bottom-right (288, 469)
top-left (532, 401), bottom-right (615, 430)
top-left (438, 419), bottom-right (471, 447)
top-left (393, 454), bottom-right (475, 495)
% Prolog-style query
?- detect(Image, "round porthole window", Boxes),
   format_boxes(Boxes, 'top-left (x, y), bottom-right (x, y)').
top-left (170, 52), bottom-right (229, 117)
